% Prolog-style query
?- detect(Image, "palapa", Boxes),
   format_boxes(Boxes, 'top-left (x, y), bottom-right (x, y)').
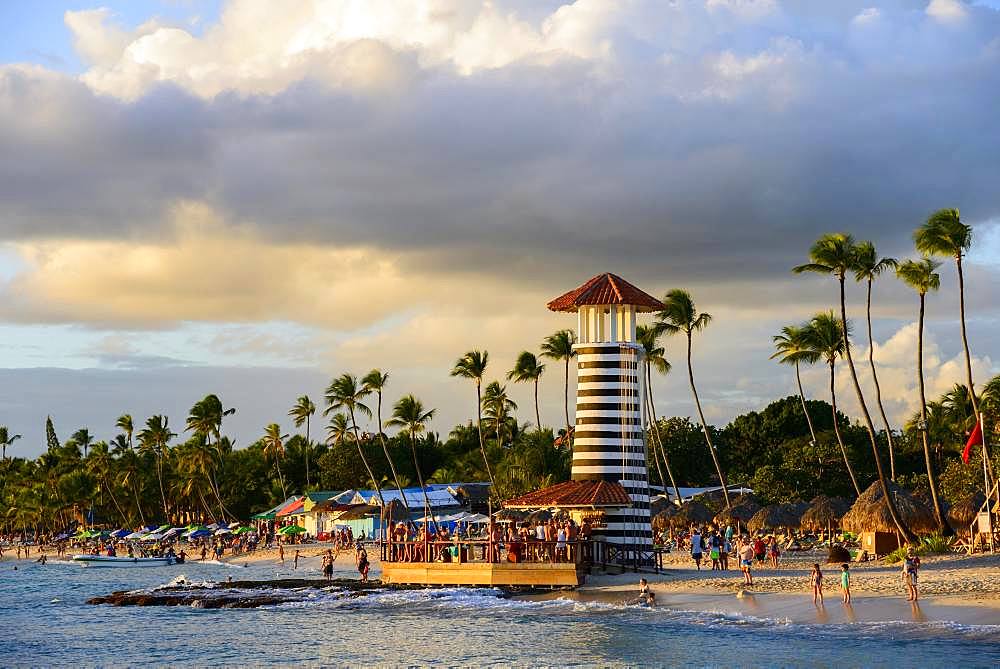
top-left (800, 495), bottom-right (851, 531)
top-left (841, 481), bottom-right (938, 536)
top-left (672, 500), bottom-right (714, 528)
top-left (713, 502), bottom-right (759, 528)
top-left (747, 504), bottom-right (802, 532)
top-left (946, 492), bottom-right (985, 532)
top-left (494, 508), bottom-right (528, 522)
top-left (652, 505), bottom-right (678, 531)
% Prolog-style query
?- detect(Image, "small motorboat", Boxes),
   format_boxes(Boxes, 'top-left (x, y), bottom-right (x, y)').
top-left (72, 555), bottom-right (175, 567)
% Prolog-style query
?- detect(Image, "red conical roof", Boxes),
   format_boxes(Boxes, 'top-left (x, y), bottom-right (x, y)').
top-left (546, 273), bottom-right (664, 313)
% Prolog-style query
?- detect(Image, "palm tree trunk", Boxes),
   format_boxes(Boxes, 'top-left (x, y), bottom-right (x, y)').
top-left (795, 361), bottom-right (818, 444)
top-left (305, 414), bottom-right (311, 488)
top-left (106, 481), bottom-right (129, 526)
top-left (156, 456), bottom-right (168, 522)
top-left (866, 279), bottom-right (897, 479)
top-left (534, 377), bottom-right (541, 431)
top-left (410, 433), bottom-right (439, 535)
top-left (273, 455), bottom-right (288, 499)
top-left (916, 293), bottom-right (950, 534)
top-left (350, 408), bottom-right (384, 506)
top-left (475, 382), bottom-right (496, 489)
top-left (687, 331), bottom-right (730, 508)
top-left (132, 481), bottom-right (145, 525)
top-left (838, 275), bottom-right (916, 542)
top-left (955, 256), bottom-right (992, 484)
top-left (830, 362), bottom-right (861, 496)
top-left (375, 398), bottom-right (409, 511)
top-left (646, 361), bottom-right (682, 504)
top-left (564, 358), bottom-right (571, 439)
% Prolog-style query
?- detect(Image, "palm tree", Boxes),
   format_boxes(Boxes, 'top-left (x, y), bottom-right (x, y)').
top-left (482, 381), bottom-right (518, 450)
top-left (771, 324), bottom-right (821, 447)
top-left (806, 312), bottom-right (862, 496)
top-left (325, 373), bottom-right (383, 505)
top-left (185, 395), bottom-right (234, 519)
top-left (0, 426), bottom-right (21, 460)
top-left (387, 394), bottom-right (437, 530)
top-left (657, 289), bottom-right (730, 508)
top-left (450, 351), bottom-right (496, 488)
top-left (507, 352), bottom-right (545, 430)
top-left (260, 423), bottom-right (289, 499)
top-left (118, 448), bottom-right (145, 525)
top-left (326, 412), bottom-right (353, 447)
top-left (70, 428), bottom-right (94, 459)
top-left (541, 330), bottom-right (577, 439)
top-left (116, 414), bottom-right (134, 449)
top-left (794, 233), bottom-right (915, 541)
top-left (86, 442), bottom-right (129, 525)
top-left (852, 241), bottom-right (899, 478)
top-left (636, 324), bottom-right (681, 504)
top-left (362, 370), bottom-right (408, 505)
top-left (137, 415), bottom-right (175, 521)
top-left (897, 257), bottom-right (950, 532)
top-left (288, 395), bottom-right (316, 487)
top-left (914, 209), bottom-right (989, 480)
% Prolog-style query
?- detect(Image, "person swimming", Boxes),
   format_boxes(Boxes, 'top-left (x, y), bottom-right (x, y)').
top-left (635, 578), bottom-right (656, 606)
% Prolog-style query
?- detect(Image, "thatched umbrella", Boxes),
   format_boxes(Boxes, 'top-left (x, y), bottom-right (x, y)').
top-left (494, 508), bottom-right (527, 522)
top-left (947, 492), bottom-right (985, 534)
top-left (800, 495), bottom-right (851, 533)
top-left (672, 500), bottom-right (714, 528)
top-left (525, 509), bottom-right (553, 524)
top-left (650, 495), bottom-right (674, 518)
top-left (841, 481), bottom-right (938, 536)
top-left (713, 501), bottom-right (760, 533)
top-left (382, 499), bottom-right (409, 522)
top-left (652, 505), bottom-right (678, 532)
top-left (747, 504), bottom-right (801, 533)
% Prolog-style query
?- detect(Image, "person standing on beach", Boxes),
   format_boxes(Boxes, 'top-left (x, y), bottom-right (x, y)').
top-left (690, 527), bottom-right (703, 570)
top-left (322, 550), bottom-right (334, 580)
top-left (903, 552), bottom-right (920, 601)
top-left (738, 539), bottom-right (754, 586)
top-left (810, 563), bottom-right (824, 604)
top-left (840, 564), bottom-right (851, 604)
top-left (293, 549), bottom-right (300, 570)
top-left (278, 543), bottom-right (285, 564)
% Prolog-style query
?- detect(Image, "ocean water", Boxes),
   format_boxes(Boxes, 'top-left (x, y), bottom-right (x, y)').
top-left (3, 559), bottom-right (1000, 668)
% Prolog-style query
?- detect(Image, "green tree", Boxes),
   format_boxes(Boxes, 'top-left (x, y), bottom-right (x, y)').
top-left (186, 395), bottom-right (235, 519)
top-left (507, 351), bottom-right (545, 430)
top-left (116, 414), bottom-right (134, 449)
top-left (794, 233), bottom-right (915, 541)
top-left (325, 373), bottom-right (383, 505)
top-left (450, 351), bottom-right (496, 489)
top-left (852, 241), bottom-right (899, 478)
top-left (362, 370), bottom-right (408, 505)
top-left (636, 324), bottom-right (681, 503)
top-left (288, 395), bottom-right (316, 487)
top-left (0, 426), bottom-right (21, 461)
top-left (387, 394), bottom-right (437, 529)
top-left (541, 330), bottom-right (577, 439)
top-left (771, 324), bottom-right (821, 447)
top-left (69, 428), bottom-right (94, 459)
top-left (806, 311), bottom-right (861, 496)
top-left (260, 423), bottom-right (289, 499)
top-left (482, 381), bottom-right (518, 450)
top-left (657, 289), bottom-right (730, 508)
top-left (137, 415), bottom-right (175, 521)
top-left (897, 257), bottom-right (949, 532)
top-left (45, 415), bottom-right (60, 453)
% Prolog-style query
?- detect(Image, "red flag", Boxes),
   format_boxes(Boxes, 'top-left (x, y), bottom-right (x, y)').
top-left (962, 420), bottom-right (983, 464)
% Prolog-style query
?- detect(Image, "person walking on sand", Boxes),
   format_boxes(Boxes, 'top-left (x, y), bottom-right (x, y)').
top-left (322, 550), bottom-right (334, 580)
top-left (293, 549), bottom-right (301, 570)
top-left (840, 563), bottom-right (851, 604)
top-left (810, 563), bottom-right (824, 604)
top-left (690, 527), bottom-right (703, 570)
top-left (278, 543), bottom-right (285, 564)
top-left (903, 551), bottom-right (920, 601)
top-left (739, 538), bottom-right (754, 586)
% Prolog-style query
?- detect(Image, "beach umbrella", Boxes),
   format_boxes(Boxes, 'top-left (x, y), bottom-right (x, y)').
top-left (187, 529), bottom-right (213, 539)
top-left (278, 525), bottom-right (306, 535)
top-left (747, 504), bottom-right (803, 533)
top-left (232, 526), bottom-right (254, 535)
top-left (463, 513), bottom-right (490, 524)
top-left (800, 495), bottom-right (851, 533)
top-left (947, 492), bottom-right (985, 534)
top-left (493, 508), bottom-right (527, 522)
top-left (672, 501), bottom-right (714, 528)
top-left (215, 528), bottom-right (232, 535)
top-left (841, 481), bottom-right (938, 536)
top-left (109, 529), bottom-right (130, 539)
top-left (143, 533), bottom-right (165, 541)
top-left (125, 531), bottom-right (145, 540)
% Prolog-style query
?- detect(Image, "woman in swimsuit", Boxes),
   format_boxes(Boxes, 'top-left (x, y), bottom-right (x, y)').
top-left (810, 563), bottom-right (824, 604)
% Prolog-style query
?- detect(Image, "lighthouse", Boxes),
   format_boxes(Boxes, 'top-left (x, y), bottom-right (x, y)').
top-left (546, 273), bottom-right (664, 552)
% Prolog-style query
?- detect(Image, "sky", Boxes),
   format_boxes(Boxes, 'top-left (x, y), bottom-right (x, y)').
top-left (1, 0), bottom-right (1000, 457)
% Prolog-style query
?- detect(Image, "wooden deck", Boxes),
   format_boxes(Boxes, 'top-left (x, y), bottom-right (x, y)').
top-left (380, 561), bottom-right (582, 587)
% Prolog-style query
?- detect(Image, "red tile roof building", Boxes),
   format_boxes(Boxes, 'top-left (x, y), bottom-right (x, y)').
top-left (504, 480), bottom-right (633, 509)
top-left (547, 272), bottom-right (664, 313)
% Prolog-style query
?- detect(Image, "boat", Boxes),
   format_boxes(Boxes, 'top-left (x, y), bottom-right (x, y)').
top-left (72, 555), bottom-right (175, 567)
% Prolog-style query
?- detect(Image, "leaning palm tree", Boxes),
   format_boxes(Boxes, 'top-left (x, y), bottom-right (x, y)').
top-left (260, 423), bottom-right (289, 499)
top-left (914, 209), bottom-right (988, 480)
top-left (656, 289), bottom-right (730, 508)
top-left (897, 257), bottom-right (950, 532)
top-left (137, 415), bottom-right (175, 521)
top-left (362, 370), bottom-right (408, 505)
top-left (482, 381), bottom-right (518, 450)
top-left (0, 426), bottom-right (21, 461)
top-left (806, 312), bottom-right (862, 497)
top-left (771, 324), bottom-right (821, 447)
top-left (288, 395), bottom-right (317, 487)
top-left (450, 351), bottom-right (496, 488)
top-left (387, 394), bottom-right (437, 530)
top-left (794, 233), bottom-right (915, 541)
top-left (852, 241), bottom-right (899, 478)
top-left (541, 330), bottom-right (577, 439)
top-left (636, 324), bottom-right (682, 504)
top-left (115, 414), bottom-right (134, 449)
top-left (325, 373), bottom-right (383, 505)
top-left (70, 428), bottom-right (94, 459)
top-left (185, 395), bottom-right (234, 520)
top-left (507, 352), bottom-right (545, 430)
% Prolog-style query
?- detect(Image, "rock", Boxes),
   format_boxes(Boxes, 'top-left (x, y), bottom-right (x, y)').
top-left (827, 546), bottom-right (851, 564)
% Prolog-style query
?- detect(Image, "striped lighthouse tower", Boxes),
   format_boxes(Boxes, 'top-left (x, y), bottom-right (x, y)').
top-left (547, 273), bottom-right (664, 554)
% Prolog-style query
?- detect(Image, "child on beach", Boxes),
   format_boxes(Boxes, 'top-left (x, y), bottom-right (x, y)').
top-left (840, 564), bottom-right (851, 603)
top-left (903, 552), bottom-right (920, 601)
top-left (739, 539), bottom-right (754, 586)
top-left (810, 563), bottom-right (823, 604)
